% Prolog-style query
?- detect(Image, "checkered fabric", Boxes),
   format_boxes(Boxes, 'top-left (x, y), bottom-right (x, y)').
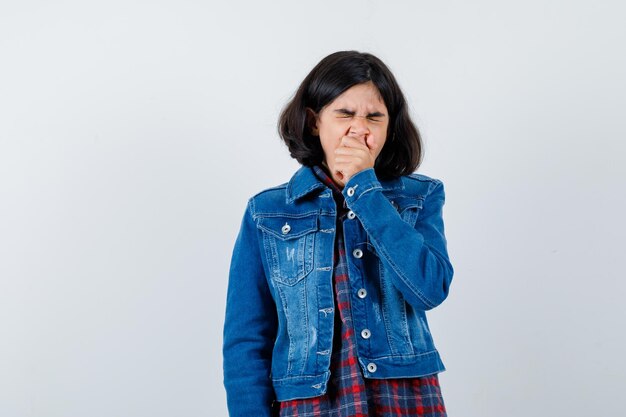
top-left (278, 164), bottom-right (448, 417)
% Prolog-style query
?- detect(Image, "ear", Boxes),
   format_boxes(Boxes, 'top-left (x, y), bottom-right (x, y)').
top-left (305, 107), bottom-right (319, 136)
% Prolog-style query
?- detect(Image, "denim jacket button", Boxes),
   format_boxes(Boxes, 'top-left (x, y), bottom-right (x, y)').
top-left (357, 288), bottom-right (367, 298)
top-left (391, 200), bottom-right (398, 209)
top-left (367, 362), bottom-right (377, 373)
top-left (352, 248), bottom-right (363, 258)
top-left (347, 187), bottom-right (355, 197)
top-left (361, 329), bottom-right (371, 339)
top-left (281, 223), bottom-right (291, 234)
top-left (347, 210), bottom-right (356, 219)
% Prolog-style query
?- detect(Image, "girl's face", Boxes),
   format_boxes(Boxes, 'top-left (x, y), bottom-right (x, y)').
top-left (307, 81), bottom-right (389, 186)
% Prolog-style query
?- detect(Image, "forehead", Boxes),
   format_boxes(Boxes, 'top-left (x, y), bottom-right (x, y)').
top-left (328, 81), bottom-right (386, 109)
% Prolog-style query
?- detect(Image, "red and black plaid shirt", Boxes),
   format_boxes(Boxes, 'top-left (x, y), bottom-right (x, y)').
top-left (278, 164), bottom-right (448, 417)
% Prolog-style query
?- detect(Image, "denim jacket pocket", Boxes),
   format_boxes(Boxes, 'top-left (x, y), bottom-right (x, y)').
top-left (391, 195), bottom-right (424, 227)
top-left (257, 212), bottom-right (318, 286)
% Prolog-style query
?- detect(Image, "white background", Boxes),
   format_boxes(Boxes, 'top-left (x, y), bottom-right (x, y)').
top-left (1, 1), bottom-right (625, 416)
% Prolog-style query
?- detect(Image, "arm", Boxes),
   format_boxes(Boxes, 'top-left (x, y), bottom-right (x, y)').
top-left (342, 168), bottom-right (454, 311)
top-left (223, 199), bottom-right (278, 417)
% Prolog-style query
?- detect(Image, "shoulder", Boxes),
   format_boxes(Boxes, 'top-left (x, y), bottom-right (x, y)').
top-left (250, 182), bottom-right (289, 200)
top-left (245, 181), bottom-right (289, 217)
top-left (402, 172), bottom-right (445, 198)
top-left (406, 172), bottom-right (443, 185)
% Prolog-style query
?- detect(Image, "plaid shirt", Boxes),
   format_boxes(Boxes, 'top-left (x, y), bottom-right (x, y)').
top-left (278, 164), bottom-right (447, 417)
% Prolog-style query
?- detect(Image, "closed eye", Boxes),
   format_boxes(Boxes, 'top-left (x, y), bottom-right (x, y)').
top-left (333, 109), bottom-right (386, 122)
top-left (335, 110), bottom-right (353, 119)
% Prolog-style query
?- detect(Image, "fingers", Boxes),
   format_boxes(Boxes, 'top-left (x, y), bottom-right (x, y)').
top-left (341, 134), bottom-right (367, 147)
top-left (333, 134), bottom-right (377, 185)
top-left (336, 137), bottom-right (374, 157)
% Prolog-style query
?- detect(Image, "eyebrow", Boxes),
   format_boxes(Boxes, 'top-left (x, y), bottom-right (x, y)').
top-left (333, 108), bottom-right (386, 117)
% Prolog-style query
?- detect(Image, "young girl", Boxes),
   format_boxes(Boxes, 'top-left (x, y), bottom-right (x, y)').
top-left (223, 50), bottom-right (454, 417)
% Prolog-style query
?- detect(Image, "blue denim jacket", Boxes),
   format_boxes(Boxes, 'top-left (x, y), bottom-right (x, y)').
top-left (223, 166), bottom-right (454, 417)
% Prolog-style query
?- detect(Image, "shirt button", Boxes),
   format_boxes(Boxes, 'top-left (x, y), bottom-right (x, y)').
top-left (281, 223), bottom-right (291, 234)
top-left (352, 248), bottom-right (363, 258)
top-left (357, 288), bottom-right (367, 298)
top-left (361, 329), bottom-right (371, 339)
top-left (347, 210), bottom-right (356, 219)
top-left (347, 187), bottom-right (355, 197)
top-left (367, 362), bottom-right (377, 373)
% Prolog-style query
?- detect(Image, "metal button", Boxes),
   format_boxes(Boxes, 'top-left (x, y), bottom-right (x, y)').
top-left (347, 187), bottom-right (355, 197)
top-left (367, 362), bottom-right (377, 373)
top-left (357, 288), bottom-right (367, 298)
top-left (391, 200), bottom-right (398, 209)
top-left (281, 223), bottom-right (291, 234)
top-left (352, 248), bottom-right (363, 258)
top-left (361, 329), bottom-right (371, 339)
top-left (347, 210), bottom-right (356, 219)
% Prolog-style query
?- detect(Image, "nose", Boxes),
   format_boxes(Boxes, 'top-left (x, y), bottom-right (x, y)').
top-left (348, 116), bottom-right (370, 138)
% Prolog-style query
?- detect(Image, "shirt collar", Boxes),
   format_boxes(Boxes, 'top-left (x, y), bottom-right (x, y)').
top-left (311, 164), bottom-right (343, 196)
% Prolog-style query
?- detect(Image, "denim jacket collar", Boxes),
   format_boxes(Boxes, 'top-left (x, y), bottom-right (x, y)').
top-left (286, 165), bottom-right (405, 204)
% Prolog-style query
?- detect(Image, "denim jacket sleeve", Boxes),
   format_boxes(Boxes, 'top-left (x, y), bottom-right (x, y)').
top-left (223, 199), bottom-right (278, 417)
top-left (342, 167), bottom-right (454, 311)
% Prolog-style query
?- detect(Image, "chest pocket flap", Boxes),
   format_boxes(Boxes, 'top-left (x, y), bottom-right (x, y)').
top-left (388, 195), bottom-right (424, 227)
top-left (257, 213), bottom-right (318, 285)
top-left (257, 213), bottom-right (318, 240)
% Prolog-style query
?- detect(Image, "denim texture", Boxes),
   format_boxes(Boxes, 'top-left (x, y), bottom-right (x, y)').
top-left (223, 166), bottom-right (454, 417)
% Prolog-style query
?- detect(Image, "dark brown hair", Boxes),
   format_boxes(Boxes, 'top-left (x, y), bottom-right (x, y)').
top-left (278, 50), bottom-right (423, 180)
